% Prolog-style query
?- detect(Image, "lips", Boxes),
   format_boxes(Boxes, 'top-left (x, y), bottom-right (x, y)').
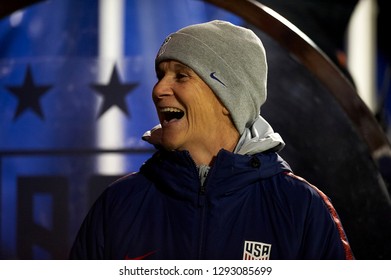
top-left (159, 107), bottom-right (184, 124)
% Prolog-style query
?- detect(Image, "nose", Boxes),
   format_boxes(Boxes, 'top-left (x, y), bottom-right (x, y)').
top-left (152, 77), bottom-right (173, 102)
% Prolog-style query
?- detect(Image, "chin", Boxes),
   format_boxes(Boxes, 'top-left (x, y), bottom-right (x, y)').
top-left (160, 139), bottom-right (179, 151)
top-left (160, 129), bottom-right (185, 150)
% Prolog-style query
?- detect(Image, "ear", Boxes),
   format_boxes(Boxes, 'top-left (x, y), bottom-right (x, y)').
top-left (222, 106), bottom-right (230, 116)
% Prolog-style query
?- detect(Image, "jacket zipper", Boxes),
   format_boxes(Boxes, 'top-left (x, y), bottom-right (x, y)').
top-left (197, 166), bottom-right (213, 259)
top-left (198, 180), bottom-right (207, 259)
top-left (184, 151), bottom-right (209, 259)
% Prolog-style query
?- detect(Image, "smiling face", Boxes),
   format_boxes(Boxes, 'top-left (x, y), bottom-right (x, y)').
top-left (152, 60), bottom-right (239, 165)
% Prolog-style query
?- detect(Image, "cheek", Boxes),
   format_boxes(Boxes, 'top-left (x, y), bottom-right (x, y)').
top-left (186, 100), bottom-right (215, 132)
top-left (182, 81), bottom-right (216, 119)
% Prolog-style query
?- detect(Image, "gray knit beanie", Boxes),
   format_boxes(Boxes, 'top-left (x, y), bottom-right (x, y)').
top-left (155, 20), bottom-right (268, 135)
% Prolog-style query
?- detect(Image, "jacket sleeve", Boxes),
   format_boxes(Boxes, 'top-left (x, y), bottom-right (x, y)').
top-left (286, 172), bottom-right (354, 260)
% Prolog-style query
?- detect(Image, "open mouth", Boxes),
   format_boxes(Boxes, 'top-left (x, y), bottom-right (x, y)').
top-left (160, 107), bottom-right (185, 123)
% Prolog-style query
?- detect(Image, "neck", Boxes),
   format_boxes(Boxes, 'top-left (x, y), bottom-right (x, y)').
top-left (188, 132), bottom-right (239, 166)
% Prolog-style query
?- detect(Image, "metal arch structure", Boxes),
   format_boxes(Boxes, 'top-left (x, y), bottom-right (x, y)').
top-left (205, 0), bottom-right (390, 158)
top-left (0, 0), bottom-right (46, 19)
top-left (206, 0), bottom-right (391, 259)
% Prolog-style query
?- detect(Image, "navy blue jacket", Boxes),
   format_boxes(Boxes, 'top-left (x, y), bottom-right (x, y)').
top-left (70, 149), bottom-right (354, 259)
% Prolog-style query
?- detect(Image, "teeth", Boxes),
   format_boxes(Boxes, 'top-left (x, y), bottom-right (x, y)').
top-left (159, 107), bottom-right (185, 122)
top-left (160, 107), bottom-right (183, 113)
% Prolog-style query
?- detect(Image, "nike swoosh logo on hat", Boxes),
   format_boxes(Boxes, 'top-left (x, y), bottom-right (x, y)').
top-left (125, 250), bottom-right (157, 260)
top-left (210, 72), bottom-right (226, 87)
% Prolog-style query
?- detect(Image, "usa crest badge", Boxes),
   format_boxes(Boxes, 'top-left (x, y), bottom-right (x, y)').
top-left (243, 240), bottom-right (272, 260)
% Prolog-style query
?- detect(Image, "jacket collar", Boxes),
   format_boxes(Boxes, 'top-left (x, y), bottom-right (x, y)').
top-left (140, 149), bottom-right (291, 198)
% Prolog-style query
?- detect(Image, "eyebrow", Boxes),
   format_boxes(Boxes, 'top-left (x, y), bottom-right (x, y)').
top-left (156, 61), bottom-right (194, 80)
top-left (157, 61), bottom-right (192, 72)
top-left (173, 62), bottom-right (192, 72)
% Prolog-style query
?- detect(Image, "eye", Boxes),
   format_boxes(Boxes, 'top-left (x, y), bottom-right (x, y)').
top-left (175, 72), bottom-right (189, 81)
